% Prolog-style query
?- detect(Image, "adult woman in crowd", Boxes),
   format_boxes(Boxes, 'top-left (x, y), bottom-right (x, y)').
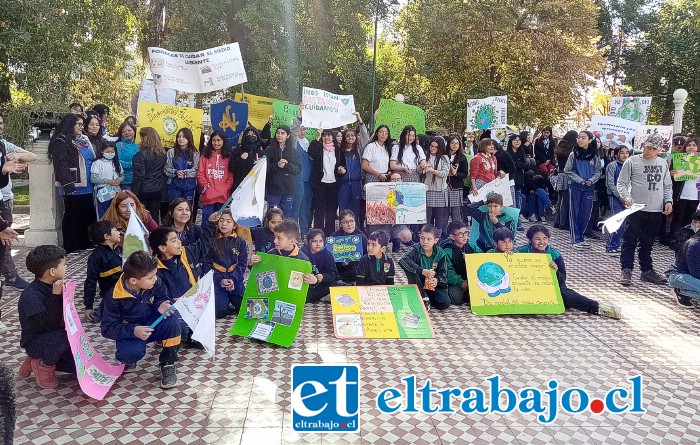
top-left (161, 197), bottom-right (202, 247)
top-left (469, 138), bottom-right (498, 196)
top-left (101, 190), bottom-right (158, 236)
top-left (115, 121), bottom-right (139, 190)
top-left (131, 127), bottom-right (167, 224)
top-left (48, 113), bottom-right (97, 253)
top-left (534, 126), bottom-right (557, 175)
top-left (84, 115), bottom-right (105, 153)
top-left (669, 137), bottom-right (700, 238)
top-left (552, 130), bottom-right (577, 231)
top-left (445, 135), bottom-right (468, 223)
top-left (507, 134), bottom-right (527, 210)
top-left (390, 125), bottom-right (426, 183)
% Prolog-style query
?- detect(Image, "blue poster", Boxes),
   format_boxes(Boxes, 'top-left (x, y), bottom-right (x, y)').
top-left (326, 235), bottom-right (363, 263)
top-left (211, 99), bottom-right (248, 146)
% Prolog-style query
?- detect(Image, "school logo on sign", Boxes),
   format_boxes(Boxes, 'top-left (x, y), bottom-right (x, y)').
top-left (291, 364), bottom-right (360, 432)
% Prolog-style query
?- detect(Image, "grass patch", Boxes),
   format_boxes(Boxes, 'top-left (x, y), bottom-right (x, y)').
top-left (13, 185), bottom-right (29, 206)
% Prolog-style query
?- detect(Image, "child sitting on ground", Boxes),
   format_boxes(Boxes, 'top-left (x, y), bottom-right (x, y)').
top-left (18, 246), bottom-right (75, 389)
top-left (398, 224), bottom-right (451, 310)
top-left (515, 225), bottom-right (621, 319)
top-left (357, 230), bottom-right (395, 286)
top-left (100, 251), bottom-right (181, 388)
top-left (205, 210), bottom-right (248, 317)
top-left (331, 210), bottom-right (368, 284)
top-left (84, 221), bottom-right (123, 323)
top-left (251, 207), bottom-right (284, 256)
top-left (251, 219), bottom-right (318, 285)
top-left (301, 229), bottom-right (339, 302)
top-left (464, 193), bottom-right (516, 252)
top-left (440, 221), bottom-right (482, 305)
top-left (488, 228), bottom-right (515, 253)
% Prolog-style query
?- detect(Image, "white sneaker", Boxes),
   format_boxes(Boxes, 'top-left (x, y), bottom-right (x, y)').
top-left (573, 243), bottom-right (589, 250)
top-left (580, 241), bottom-right (591, 247)
top-left (0, 321), bottom-right (8, 333)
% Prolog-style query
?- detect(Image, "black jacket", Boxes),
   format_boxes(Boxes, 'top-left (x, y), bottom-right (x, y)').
top-left (301, 245), bottom-right (339, 283)
top-left (132, 149), bottom-right (166, 196)
top-left (534, 139), bottom-right (556, 165)
top-left (265, 141), bottom-right (301, 195)
top-left (495, 149), bottom-right (515, 181)
top-left (356, 253), bottom-right (395, 285)
top-left (229, 127), bottom-right (267, 192)
top-left (308, 141), bottom-right (341, 187)
top-left (507, 147), bottom-right (527, 189)
top-left (47, 135), bottom-right (82, 195)
top-left (84, 244), bottom-right (123, 310)
top-left (447, 152), bottom-right (468, 190)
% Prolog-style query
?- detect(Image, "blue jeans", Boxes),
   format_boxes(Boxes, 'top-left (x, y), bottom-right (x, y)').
top-left (606, 196), bottom-right (627, 251)
top-left (569, 187), bottom-right (594, 244)
top-left (514, 188), bottom-right (524, 209)
top-left (668, 272), bottom-right (700, 299)
top-left (267, 194), bottom-right (294, 217)
top-left (525, 188), bottom-right (551, 217)
top-left (168, 187), bottom-right (195, 208)
top-left (96, 198), bottom-right (113, 219)
top-left (201, 203), bottom-right (224, 225)
top-left (291, 181), bottom-right (312, 234)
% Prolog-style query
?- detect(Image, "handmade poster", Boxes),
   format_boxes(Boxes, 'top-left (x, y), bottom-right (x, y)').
top-left (467, 174), bottom-right (513, 207)
top-left (375, 99), bottom-right (426, 139)
top-left (609, 96), bottom-right (652, 124)
top-left (326, 235), bottom-right (363, 262)
top-left (245, 298), bottom-right (269, 319)
top-left (136, 102), bottom-right (203, 148)
top-left (270, 101), bottom-right (318, 142)
top-left (634, 125), bottom-right (673, 152)
top-left (173, 271), bottom-right (216, 358)
top-left (599, 204), bottom-right (646, 234)
top-left (301, 87), bottom-right (356, 129)
top-left (672, 152), bottom-right (700, 181)
top-left (234, 92), bottom-right (275, 130)
top-left (211, 99), bottom-right (248, 146)
top-left (63, 281), bottom-right (124, 400)
top-left (465, 253), bottom-right (565, 315)
top-left (136, 79), bottom-right (177, 115)
top-left (122, 205), bottom-right (149, 264)
top-left (230, 253), bottom-right (312, 347)
top-left (365, 182), bottom-right (427, 225)
top-left (229, 157), bottom-right (267, 227)
top-left (148, 43), bottom-right (247, 93)
top-left (330, 285), bottom-right (434, 339)
top-left (590, 115), bottom-right (641, 150)
top-left (466, 96), bottom-right (508, 131)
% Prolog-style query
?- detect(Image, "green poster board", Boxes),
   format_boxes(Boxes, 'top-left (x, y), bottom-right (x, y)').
top-left (330, 285), bottom-right (434, 339)
top-left (271, 100), bottom-right (318, 142)
top-left (672, 152), bottom-right (700, 181)
top-left (465, 253), bottom-right (565, 316)
top-left (229, 252), bottom-right (312, 347)
top-left (375, 99), bottom-right (427, 139)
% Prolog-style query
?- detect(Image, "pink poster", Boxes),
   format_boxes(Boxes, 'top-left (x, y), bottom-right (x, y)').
top-left (63, 281), bottom-right (124, 400)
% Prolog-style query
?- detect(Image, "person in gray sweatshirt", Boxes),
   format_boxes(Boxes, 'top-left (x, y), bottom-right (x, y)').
top-left (616, 133), bottom-right (673, 286)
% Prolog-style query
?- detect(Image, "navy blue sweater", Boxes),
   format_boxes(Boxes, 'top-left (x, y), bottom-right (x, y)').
top-left (84, 244), bottom-right (123, 310)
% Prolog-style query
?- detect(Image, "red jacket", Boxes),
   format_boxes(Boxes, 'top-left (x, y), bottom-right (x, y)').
top-left (196, 152), bottom-right (233, 205)
top-left (469, 153), bottom-right (497, 184)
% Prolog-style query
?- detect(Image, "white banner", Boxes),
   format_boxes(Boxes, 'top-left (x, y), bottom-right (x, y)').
top-left (122, 206), bottom-right (150, 264)
top-left (590, 115), bottom-right (641, 150)
top-left (173, 271), bottom-right (216, 358)
top-left (136, 80), bottom-right (177, 116)
top-left (301, 87), bottom-right (356, 129)
top-left (148, 43), bottom-right (247, 93)
top-left (599, 203), bottom-right (646, 234)
top-left (609, 96), bottom-right (652, 124)
top-left (468, 174), bottom-right (513, 207)
top-left (466, 95), bottom-right (508, 132)
top-left (230, 158), bottom-right (267, 227)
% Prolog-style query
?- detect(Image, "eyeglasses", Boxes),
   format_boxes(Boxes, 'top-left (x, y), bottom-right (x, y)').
top-left (453, 231), bottom-right (468, 238)
top-left (76, 123), bottom-right (84, 127)
top-left (341, 220), bottom-right (355, 225)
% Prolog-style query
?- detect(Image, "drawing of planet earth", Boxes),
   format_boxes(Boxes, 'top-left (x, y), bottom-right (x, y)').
top-left (477, 262), bottom-right (506, 287)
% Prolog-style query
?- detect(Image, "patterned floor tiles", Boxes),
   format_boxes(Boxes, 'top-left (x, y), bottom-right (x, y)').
top-left (2, 222), bottom-right (700, 444)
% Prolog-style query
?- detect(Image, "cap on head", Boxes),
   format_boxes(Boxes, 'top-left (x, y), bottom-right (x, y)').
top-left (643, 134), bottom-right (665, 150)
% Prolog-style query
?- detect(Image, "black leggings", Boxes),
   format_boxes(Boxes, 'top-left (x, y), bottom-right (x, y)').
top-left (62, 194), bottom-right (97, 253)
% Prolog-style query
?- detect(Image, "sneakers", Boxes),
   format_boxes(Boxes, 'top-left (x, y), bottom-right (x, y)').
top-left (519, 215), bottom-right (527, 223)
top-left (606, 248), bottom-right (621, 255)
top-left (160, 363), bottom-right (178, 389)
top-left (640, 269), bottom-right (668, 285)
top-left (3, 276), bottom-right (30, 290)
top-left (673, 289), bottom-right (694, 308)
top-left (122, 362), bottom-right (139, 373)
top-left (537, 216), bottom-right (548, 225)
top-left (32, 360), bottom-right (59, 389)
top-left (549, 204), bottom-right (557, 215)
top-left (573, 243), bottom-right (589, 250)
top-left (19, 357), bottom-right (36, 378)
top-left (597, 305), bottom-right (622, 319)
top-left (527, 215), bottom-right (537, 222)
top-left (517, 226), bottom-right (525, 231)
top-left (580, 241), bottom-right (591, 247)
top-left (0, 320), bottom-right (7, 334)
top-left (422, 296), bottom-right (432, 312)
top-left (619, 269), bottom-right (632, 286)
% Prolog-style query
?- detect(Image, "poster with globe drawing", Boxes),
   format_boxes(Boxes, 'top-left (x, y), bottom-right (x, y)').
top-left (365, 182), bottom-right (427, 225)
top-left (465, 253), bottom-right (565, 316)
top-left (466, 96), bottom-right (508, 131)
top-left (609, 96), bottom-right (652, 124)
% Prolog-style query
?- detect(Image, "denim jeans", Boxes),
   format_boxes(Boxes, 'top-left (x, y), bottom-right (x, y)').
top-left (291, 180), bottom-right (313, 235)
top-left (267, 194), bottom-right (294, 217)
top-left (201, 203), bottom-right (224, 225)
top-left (668, 272), bottom-right (700, 299)
top-left (525, 188), bottom-right (551, 217)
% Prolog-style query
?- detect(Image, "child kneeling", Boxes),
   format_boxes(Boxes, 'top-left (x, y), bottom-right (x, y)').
top-left (18, 246), bottom-right (75, 389)
top-left (399, 224), bottom-right (451, 310)
top-left (100, 251), bottom-right (181, 388)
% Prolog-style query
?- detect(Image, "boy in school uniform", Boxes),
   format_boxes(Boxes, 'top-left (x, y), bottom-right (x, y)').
top-left (464, 193), bottom-right (516, 252)
top-left (251, 219), bottom-right (318, 285)
top-left (440, 221), bottom-right (481, 305)
top-left (84, 221), bottom-right (123, 323)
top-left (100, 251), bottom-right (181, 388)
top-left (398, 224), bottom-right (451, 310)
top-left (489, 228), bottom-right (515, 253)
top-left (18, 246), bottom-right (75, 389)
top-left (357, 230), bottom-right (395, 285)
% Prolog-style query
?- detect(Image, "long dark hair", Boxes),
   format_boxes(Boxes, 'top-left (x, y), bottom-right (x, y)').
top-left (574, 131), bottom-right (597, 160)
top-left (554, 130), bottom-right (578, 166)
top-left (95, 141), bottom-right (122, 174)
top-left (48, 113), bottom-right (82, 162)
top-left (212, 209), bottom-right (237, 257)
top-left (161, 198), bottom-right (194, 229)
top-left (116, 121), bottom-right (136, 143)
top-left (202, 130), bottom-right (231, 158)
top-left (84, 115), bottom-right (104, 149)
top-left (340, 128), bottom-right (360, 155)
top-left (396, 125), bottom-right (419, 165)
top-left (445, 134), bottom-right (466, 163)
top-left (174, 128), bottom-right (196, 162)
top-left (427, 137), bottom-right (447, 183)
top-left (371, 124), bottom-right (392, 158)
top-left (507, 134), bottom-right (521, 153)
top-left (536, 126), bottom-right (555, 146)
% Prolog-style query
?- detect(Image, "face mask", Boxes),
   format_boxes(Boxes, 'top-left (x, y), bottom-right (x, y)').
top-left (245, 135), bottom-right (257, 144)
top-left (103, 152), bottom-right (115, 160)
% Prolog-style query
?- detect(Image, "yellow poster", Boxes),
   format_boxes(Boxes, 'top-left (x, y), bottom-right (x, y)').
top-left (234, 92), bottom-right (276, 130)
top-left (465, 253), bottom-right (565, 315)
top-left (330, 285), bottom-right (434, 339)
top-left (136, 102), bottom-right (203, 149)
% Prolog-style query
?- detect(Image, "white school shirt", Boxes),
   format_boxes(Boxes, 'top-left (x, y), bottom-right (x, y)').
top-left (322, 149), bottom-right (336, 183)
top-left (390, 144), bottom-right (426, 169)
top-left (362, 142), bottom-right (390, 174)
top-left (680, 178), bottom-right (700, 200)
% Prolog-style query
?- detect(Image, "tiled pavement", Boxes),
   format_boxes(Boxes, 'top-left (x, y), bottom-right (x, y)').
top-left (2, 223), bottom-right (700, 444)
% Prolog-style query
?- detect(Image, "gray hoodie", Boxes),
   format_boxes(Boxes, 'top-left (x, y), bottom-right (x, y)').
top-left (616, 154), bottom-right (672, 213)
